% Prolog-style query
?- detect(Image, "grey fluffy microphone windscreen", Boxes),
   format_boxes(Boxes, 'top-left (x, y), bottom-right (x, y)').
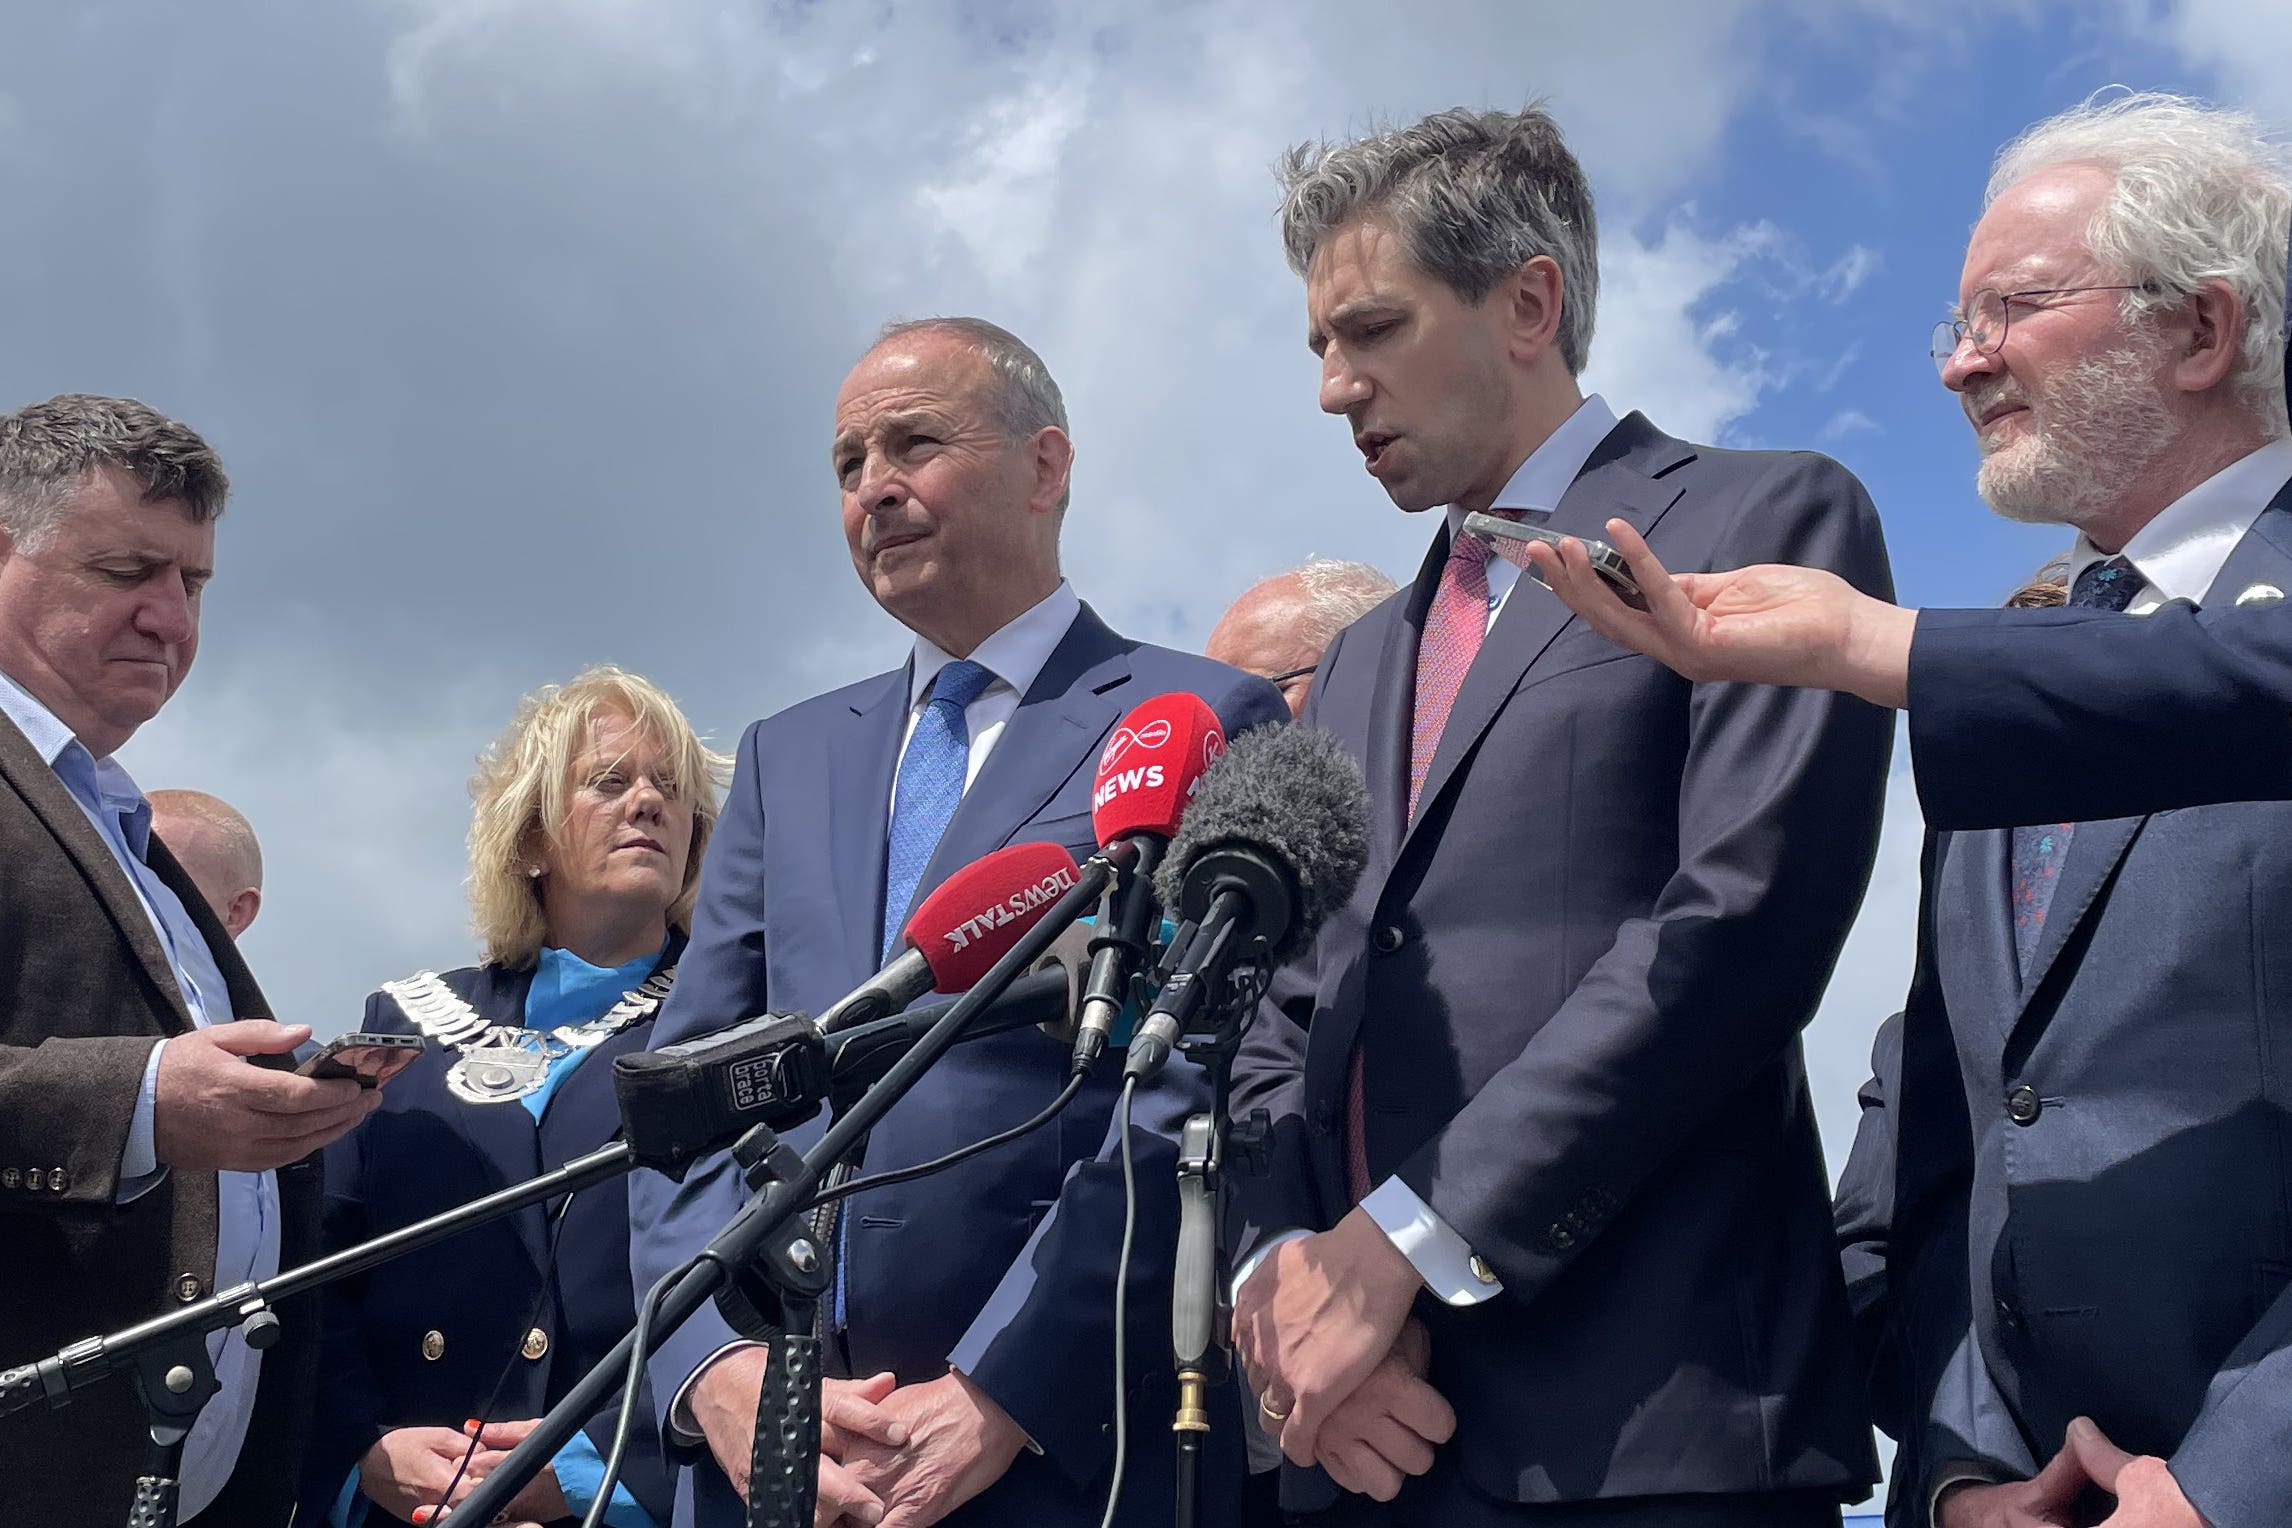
top-left (1152, 723), bottom-right (1371, 966)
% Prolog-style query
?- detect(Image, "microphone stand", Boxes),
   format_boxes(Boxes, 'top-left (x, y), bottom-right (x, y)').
top-left (1163, 927), bottom-right (1273, 1528)
top-left (0, 1143), bottom-right (636, 1528)
top-left (0, 932), bottom-right (1102, 1528)
top-left (449, 850), bottom-right (1119, 1528)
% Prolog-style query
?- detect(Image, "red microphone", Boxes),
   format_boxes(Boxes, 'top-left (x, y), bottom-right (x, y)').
top-left (818, 840), bottom-right (1084, 1032)
top-left (1073, 693), bottom-right (1228, 1071)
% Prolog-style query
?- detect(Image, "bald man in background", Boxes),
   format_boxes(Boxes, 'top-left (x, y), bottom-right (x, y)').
top-left (1206, 558), bottom-right (1397, 717)
top-left (149, 789), bottom-right (262, 939)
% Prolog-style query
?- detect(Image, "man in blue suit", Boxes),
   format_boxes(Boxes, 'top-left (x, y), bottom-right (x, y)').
top-left (1544, 94), bottom-right (2292, 1527)
top-left (1227, 108), bottom-right (1895, 1526)
top-left (1527, 120), bottom-right (2292, 835)
top-left (626, 316), bottom-right (1286, 1528)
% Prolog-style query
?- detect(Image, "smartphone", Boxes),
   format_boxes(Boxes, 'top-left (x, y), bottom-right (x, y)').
top-left (296, 1031), bottom-right (426, 1088)
top-left (1462, 512), bottom-right (1649, 611)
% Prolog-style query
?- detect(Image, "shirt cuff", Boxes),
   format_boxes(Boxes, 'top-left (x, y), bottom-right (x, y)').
top-left (667, 1340), bottom-right (765, 1447)
top-left (1230, 1228), bottom-right (1313, 1304)
top-left (554, 1427), bottom-right (665, 1528)
top-left (116, 1039), bottom-right (168, 1203)
top-left (1359, 1177), bottom-right (1503, 1306)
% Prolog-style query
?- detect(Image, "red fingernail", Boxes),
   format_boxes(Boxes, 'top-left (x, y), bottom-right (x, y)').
top-left (464, 1417), bottom-right (483, 1432)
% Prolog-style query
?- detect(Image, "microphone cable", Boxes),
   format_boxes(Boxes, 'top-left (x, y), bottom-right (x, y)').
top-left (579, 1249), bottom-right (701, 1528)
top-left (1096, 1077), bottom-right (1140, 1528)
top-left (427, 1181), bottom-right (581, 1523)
top-left (573, 1066), bottom-right (1096, 1518)
top-left (804, 1071), bottom-right (1088, 1210)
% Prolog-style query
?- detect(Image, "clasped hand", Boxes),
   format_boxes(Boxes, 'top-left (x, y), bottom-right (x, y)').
top-left (695, 1351), bottom-right (1021, 1528)
top-left (1939, 1417), bottom-right (2211, 1528)
top-left (1232, 1208), bottom-right (1455, 1500)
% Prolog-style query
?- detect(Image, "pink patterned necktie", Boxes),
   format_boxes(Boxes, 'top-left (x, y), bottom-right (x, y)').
top-left (1348, 526), bottom-right (1501, 1201)
top-left (1408, 529), bottom-right (1496, 818)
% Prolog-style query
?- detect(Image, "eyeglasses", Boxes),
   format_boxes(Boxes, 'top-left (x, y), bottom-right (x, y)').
top-left (1929, 285), bottom-right (2148, 375)
top-left (1267, 665), bottom-right (1316, 690)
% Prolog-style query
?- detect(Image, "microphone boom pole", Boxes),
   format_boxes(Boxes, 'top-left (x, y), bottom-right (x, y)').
top-left (448, 846), bottom-right (1124, 1528)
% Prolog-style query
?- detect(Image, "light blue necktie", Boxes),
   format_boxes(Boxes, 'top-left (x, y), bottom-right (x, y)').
top-left (879, 659), bottom-right (996, 959)
top-left (835, 657), bottom-right (994, 1330)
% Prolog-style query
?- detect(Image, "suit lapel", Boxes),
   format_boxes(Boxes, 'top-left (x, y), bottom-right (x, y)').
top-left (2015, 488), bottom-right (2292, 1017)
top-left (0, 709), bottom-right (195, 1034)
top-left (827, 670), bottom-right (910, 982)
top-left (1400, 412), bottom-right (1690, 858)
top-left (1365, 544), bottom-right (1442, 860)
top-left (910, 605), bottom-right (1128, 919)
top-left (1946, 828), bottom-right (2023, 1039)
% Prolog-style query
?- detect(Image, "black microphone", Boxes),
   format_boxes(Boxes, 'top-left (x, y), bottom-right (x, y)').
top-left (1124, 725), bottom-right (1371, 1082)
top-left (614, 919), bottom-right (1097, 1178)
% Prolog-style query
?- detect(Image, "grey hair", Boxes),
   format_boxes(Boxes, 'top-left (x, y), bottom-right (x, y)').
top-left (875, 316), bottom-right (1070, 441)
top-left (0, 394), bottom-right (229, 555)
top-left (875, 316), bottom-right (1072, 512)
top-left (1292, 558), bottom-right (1398, 645)
top-left (1989, 91), bottom-right (2291, 424)
top-left (1278, 105), bottom-right (1600, 375)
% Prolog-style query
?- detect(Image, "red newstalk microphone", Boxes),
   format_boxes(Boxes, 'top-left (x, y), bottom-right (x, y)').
top-left (1071, 692), bottom-right (1227, 1072)
top-left (817, 840), bottom-right (1085, 1033)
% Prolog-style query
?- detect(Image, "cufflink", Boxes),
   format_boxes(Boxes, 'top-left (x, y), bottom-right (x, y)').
top-left (1469, 1254), bottom-right (1498, 1286)
top-left (2237, 583), bottom-right (2285, 607)
top-left (422, 1330), bottom-right (446, 1361)
top-left (521, 1327), bottom-right (550, 1361)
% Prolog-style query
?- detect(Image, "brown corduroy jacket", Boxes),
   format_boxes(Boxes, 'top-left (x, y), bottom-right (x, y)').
top-left (0, 706), bottom-right (321, 1527)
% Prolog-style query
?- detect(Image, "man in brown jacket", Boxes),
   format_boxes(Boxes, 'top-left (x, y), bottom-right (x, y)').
top-left (0, 394), bottom-right (380, 1525)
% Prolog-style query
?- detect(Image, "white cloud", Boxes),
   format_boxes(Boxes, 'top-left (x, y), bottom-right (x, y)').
top-left (1823, 408), bottom-right (1881, 441)
top-left (1820, 244), bottom-right (1883, 302)
top-left (1583, 218), bottom-right (1784, 442)
top-left (2152, 0), bottom-right (2292, 114)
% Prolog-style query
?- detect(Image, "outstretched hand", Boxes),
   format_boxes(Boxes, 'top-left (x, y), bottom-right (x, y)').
top-left (1521, 518), bottom-right (1917, 708)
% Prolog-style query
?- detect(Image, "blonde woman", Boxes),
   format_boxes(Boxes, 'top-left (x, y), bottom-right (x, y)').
top-left (303, 667), bottom-right (726, 1528)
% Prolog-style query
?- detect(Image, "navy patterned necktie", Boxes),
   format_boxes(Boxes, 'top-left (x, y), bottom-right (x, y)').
top-left (879, 658), bottom-right (995, 960)
top-left (2009, 557), bottom-right (2147, 976)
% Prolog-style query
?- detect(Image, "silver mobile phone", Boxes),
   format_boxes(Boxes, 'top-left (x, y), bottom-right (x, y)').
top-left (1462, 512), bottom-right (1649, 611)
top-left (296, 1031), bottom-right (425, 1087)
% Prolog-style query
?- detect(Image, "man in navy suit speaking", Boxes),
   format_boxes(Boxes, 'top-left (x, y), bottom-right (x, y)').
top-left (626, 317), bottom-right (1285, 1528)
top-left (1227, 107), bottom-right (1895, 1526)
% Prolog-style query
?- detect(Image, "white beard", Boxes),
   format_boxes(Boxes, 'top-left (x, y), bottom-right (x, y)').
top-left (1974, 345), bottom-right (2182, 530)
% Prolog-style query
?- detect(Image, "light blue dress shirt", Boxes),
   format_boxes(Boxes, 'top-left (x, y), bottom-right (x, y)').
top-left (0, 667), bottom-right (277, 1521)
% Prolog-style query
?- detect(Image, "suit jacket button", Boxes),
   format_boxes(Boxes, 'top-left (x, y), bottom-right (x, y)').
top-left (1547, 1224), bottom-right (1576, 1250)
top-left (1, 1168), bottom-right (18, 1190)
top-left (47, 1168), bottom-right (66, 1193)
top-left (2005, 1085), bottom-right (2042, 1126)
top-left (1371, 925), bottom-right (1405, 955)
top-left (422, 1330), bottom-right (446, 1361)
top-left (22, 1167), bottom-right (39, 1192)
top-left (176, 1274), bottom-right (204, 1303)
top-left (1309, 1102), bottom-right (1337, 1136)
top-left (522, 1327), bottom-right (550, 1361)
top-left (1995, 1298), bottom-right (2024, 1332)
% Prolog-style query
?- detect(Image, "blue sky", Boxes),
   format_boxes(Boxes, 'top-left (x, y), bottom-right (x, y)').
top-left (0, 0), bottom-right (2284, 1193)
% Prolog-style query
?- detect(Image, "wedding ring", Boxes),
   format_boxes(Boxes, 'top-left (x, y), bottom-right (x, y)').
top-left (1260, 1393), bottom-right (1292, 1422)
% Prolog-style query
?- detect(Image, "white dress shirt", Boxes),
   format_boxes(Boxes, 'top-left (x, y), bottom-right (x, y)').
top-left (0, 668), bottom-right (276, 1520)
top-left (1243, 394), bottom-right (1624, 1310)
top-left (891, 580), bottom-right (1081, 804)
top-left (2062, 437), bottom-right (2292, 611)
